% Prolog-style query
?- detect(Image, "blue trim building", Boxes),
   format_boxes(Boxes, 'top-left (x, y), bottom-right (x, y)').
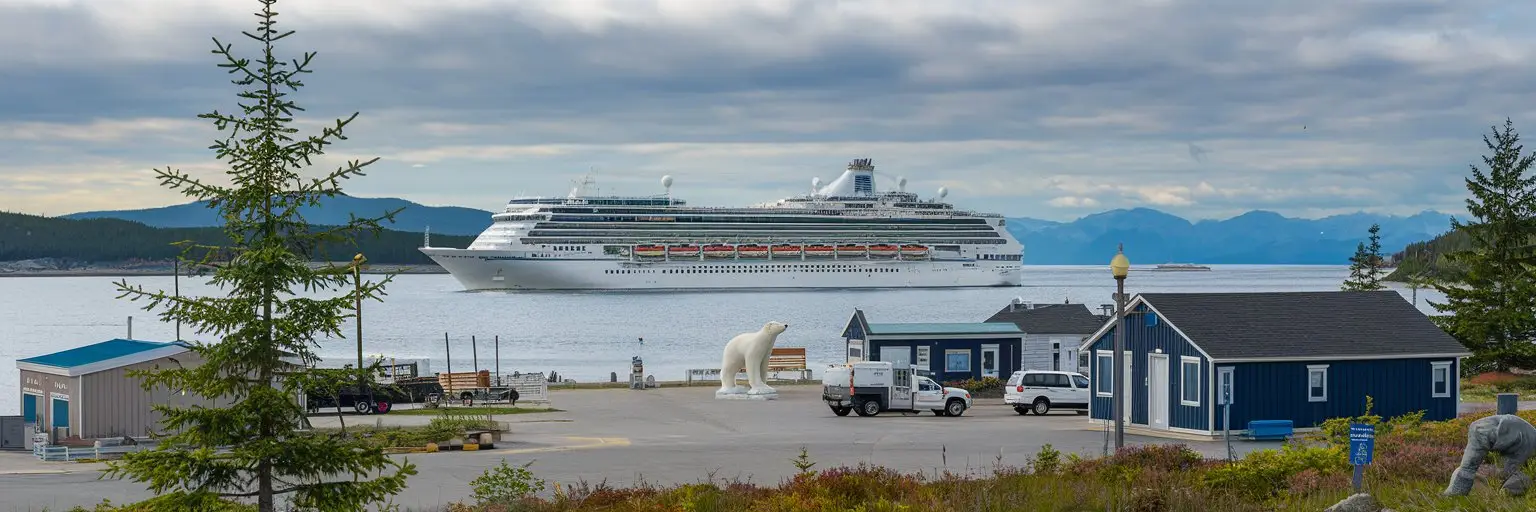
top-left (1078, 291), bottom-right (1471, 437)
top-left (842, 309), bottom-right (1024, 382)
top-left (16, 339), bottom-right (195, 441)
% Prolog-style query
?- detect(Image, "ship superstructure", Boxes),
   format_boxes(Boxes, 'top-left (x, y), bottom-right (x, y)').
top-left (420, 159), bottom-right (1023, 290)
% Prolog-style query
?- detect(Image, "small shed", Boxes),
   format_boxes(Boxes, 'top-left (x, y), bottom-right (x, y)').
top-left (985, 299), bottom-right (1108, 373)
top-left (841, 309), bottom-right (1024, 382)
top-left (16, 339), bottom-right (205, 442)
top-left (1079, 291), bottom-right (1472, 437)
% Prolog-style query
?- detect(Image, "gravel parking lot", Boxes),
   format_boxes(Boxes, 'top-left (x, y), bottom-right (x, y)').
top-left (0, 384), bottom-right (1281, 510)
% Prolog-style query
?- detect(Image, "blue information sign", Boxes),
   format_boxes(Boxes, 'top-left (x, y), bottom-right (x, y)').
top-left (1349, 423), bottom-right (1375, 465)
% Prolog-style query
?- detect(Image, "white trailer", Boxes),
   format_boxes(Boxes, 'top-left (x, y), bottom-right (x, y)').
top-left (821, 361), bottom-right (972, 417)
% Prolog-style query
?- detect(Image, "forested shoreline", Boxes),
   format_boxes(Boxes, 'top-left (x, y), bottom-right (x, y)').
top-left (0, 211), bottom-right (472, 265)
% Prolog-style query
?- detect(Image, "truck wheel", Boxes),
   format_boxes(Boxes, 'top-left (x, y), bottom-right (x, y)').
top-left (1014, 406), bottom-right (1030, 415)
top-left (831, 406), bottom-right (851, 416)
top-left (1032, 398), bottom-right (1051, 416)
top-left (855, 399), bottom-right (881, 417)
top-left (945, 399), bottom-right (966, 417)
top-left (354, 401), bottom-right (372, 415)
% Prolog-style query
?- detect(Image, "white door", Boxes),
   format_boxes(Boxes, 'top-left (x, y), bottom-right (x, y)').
top-left (880, 346), bottom-right (912, 368)
top-left (981, 344), bottom-right (1000, 379)
top-left (914, 377), bottom-right (944, 408)
top-left (1148, 354), bottom-right (1169, 429)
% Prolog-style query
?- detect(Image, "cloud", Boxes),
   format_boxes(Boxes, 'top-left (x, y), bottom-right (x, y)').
top-left (0, 0), bottom-right (1532, 220)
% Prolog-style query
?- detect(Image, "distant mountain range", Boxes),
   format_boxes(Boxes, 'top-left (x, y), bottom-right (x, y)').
top-left (58, 197), bottom-right (1457, 265)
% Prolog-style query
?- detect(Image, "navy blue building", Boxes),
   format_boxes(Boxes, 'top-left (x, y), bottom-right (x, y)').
top-left (842, 309), bottom-right (1024, 382)
top-left (1080, 291), bottom-right (1471, 437)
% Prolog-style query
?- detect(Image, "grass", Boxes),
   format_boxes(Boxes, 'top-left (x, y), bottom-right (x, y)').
top-left (314, 415), bottom-right (501, 449)
top-left (1461, 373), bottom-right (1536, 402)
top-left (391, 406), bottom-right (561, 416)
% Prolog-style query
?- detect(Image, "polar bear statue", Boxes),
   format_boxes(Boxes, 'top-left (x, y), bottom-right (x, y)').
top-left (717, 321), bottom-right (789, 398)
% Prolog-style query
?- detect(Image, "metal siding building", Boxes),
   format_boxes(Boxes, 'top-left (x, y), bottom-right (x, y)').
top-left (984, 300), bottom-right (1107, 374)
top-left (842, 309), bottom-right (1024, 382)
top-left (16, 339), bottom-right (205, 441)
top-left (1082, 291), bottom-right (1470, 437)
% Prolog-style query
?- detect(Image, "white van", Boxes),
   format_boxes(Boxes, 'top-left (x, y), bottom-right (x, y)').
top-left (1004, 370), bottom-right (1091, 415)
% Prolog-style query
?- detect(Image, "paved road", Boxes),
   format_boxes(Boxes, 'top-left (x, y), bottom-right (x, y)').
top-left (1, 385), bottom-right (1280, 511)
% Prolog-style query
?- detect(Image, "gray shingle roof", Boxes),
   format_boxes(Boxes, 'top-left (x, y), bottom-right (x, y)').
top-left (985, 303), bottom-right (1107, 335)
top-left (1138, 291), bottom-right (1471, 360)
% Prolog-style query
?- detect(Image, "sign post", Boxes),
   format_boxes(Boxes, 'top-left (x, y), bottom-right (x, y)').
top-left (1348, 423), bottom-right (1375, 492)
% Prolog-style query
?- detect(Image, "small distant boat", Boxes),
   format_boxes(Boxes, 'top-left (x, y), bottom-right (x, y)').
top-left (1152, 263), bottom-right (1211, 271)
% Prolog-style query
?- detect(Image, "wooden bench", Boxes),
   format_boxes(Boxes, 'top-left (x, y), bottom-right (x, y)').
top-left (751, 348), bottom-right (811, 380)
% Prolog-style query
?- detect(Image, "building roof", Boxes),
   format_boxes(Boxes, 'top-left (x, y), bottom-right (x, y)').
top-left (985, 302), bottom-right (1107, 335)
top-left (842, 309), bottom-right (1024, 339)
top-left (17, 339), bottom-right (191, 376)
top-left (867, 322), bottom-right (1025, 335)
top-left (1134, 291), bottom-right (1471, 360)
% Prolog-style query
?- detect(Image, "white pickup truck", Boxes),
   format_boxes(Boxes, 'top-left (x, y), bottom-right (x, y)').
top-left (821, 361), bottom-right (972, 417)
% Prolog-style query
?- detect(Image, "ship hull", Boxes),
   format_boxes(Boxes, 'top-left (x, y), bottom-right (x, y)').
top-left (422, 248), bottom-right (1020, 291)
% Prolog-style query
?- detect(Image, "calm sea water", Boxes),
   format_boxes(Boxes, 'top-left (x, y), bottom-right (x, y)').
top-left (0, 265), bottom-right (1445, 415)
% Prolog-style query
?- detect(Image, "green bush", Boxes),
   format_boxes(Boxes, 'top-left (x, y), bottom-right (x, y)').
top-left (471, 459), bottom-right (546, 506)
top-left (942, 377), bottom-right (1004, 395)
top-left (1203, 444), bottom-right (1348, 500)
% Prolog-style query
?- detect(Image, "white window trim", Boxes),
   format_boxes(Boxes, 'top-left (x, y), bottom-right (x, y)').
top-left (1431, 361), bottom-right (1452, 398)
top-left (1307, 364), bottom-right (1329, 402)
top-left (1096, 350), bottom-right (1114, 397)
top-left (944, 349), bottom-right (972, 373)
top-left (1217, 366), bottom-right (1234, 405)
top-left (1180, 356), bottom-right (1201, 406)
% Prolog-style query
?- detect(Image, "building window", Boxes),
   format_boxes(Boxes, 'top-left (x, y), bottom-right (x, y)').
top-left (1432, 361), bottom-right (1452, 398)
top-left (1096, 351), bottom-right (1113, 396)
top-left (1146, 313), bottom-right (1158, 327)
top-left (945, 350), bottom-right (971, 372)
top-left (1180, 356), bottom-right (1201, 406)
top-left (1218, 366), bottom-right (1234, 405)
top-left (1307, 364), bottom-right (1328, 402)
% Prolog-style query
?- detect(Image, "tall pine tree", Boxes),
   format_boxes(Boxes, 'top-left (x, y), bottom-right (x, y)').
top-left (1431, 118), bottom-right (1536, 372)
top-left (103, 1), bottom-right (416, 510)
top-left (1341, 223), bottom-right (1386, 291)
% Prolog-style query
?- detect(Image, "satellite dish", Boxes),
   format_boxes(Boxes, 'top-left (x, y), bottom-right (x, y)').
top-left (897, 176), bottom-right (907, 192)
top-left (937, 186), bottom-right (949, 199)
top-left (661, 175), bottom-right (674, 189)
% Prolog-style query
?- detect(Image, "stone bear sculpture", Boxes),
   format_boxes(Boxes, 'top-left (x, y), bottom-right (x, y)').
top-left (1444, 414), bottom-right (1536, 496)
top-left (718, 321), bottom-right (789, 396)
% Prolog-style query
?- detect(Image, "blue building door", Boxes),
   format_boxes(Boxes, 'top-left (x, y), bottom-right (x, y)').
top-left (22, 395), bottom-right (38, 424)
top-left (51, 398), bottom-right (69, 428)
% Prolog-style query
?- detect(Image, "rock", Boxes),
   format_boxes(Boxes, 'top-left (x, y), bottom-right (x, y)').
top-left (1324, 493), bottom-right (1381, 512)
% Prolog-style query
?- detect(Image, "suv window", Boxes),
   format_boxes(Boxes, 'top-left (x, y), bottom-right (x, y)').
top-left (1022, 373), bottom-right (1046, 386)
top-left (1007, 372), bottom-right (1023, 386)
top-left (1072, 375), bottom-right (1090, 388)
top-left (1045, 374), bottom-right (1071, 387)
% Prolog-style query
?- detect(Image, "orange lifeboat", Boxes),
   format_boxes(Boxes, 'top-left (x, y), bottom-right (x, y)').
top-left (770, 244), bottom-right (802, 257)
top-left (805, 244), bottom-right (835, 257)
top-left (737, 244), bottom-right (769, 258)
top-left (703, 244), bottom-right (736, 258)
top-left (900, 244), bottom-right (929, 258)
top-left (836, 244), bottom-right (866, 257)
top-left (668, 244), bottom-right (701, 257)
top-left (868, 244), bottom-right (899, 257)
top-left (634, 245), bottom-right (665, 257)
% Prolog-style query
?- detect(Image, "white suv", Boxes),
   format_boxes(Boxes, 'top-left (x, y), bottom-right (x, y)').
top-left (1004, 370), bottom-right (1091, 415)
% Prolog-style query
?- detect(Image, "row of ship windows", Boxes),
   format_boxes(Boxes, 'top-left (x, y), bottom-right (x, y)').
top-left (605, 265), bottom-right (905, 275)
top-left (542, 215), bottom-right (991, 224)
top-left (523, 238), bottom-right (1008, 245)
top-left (980, 254), bottom-right (1022, 261)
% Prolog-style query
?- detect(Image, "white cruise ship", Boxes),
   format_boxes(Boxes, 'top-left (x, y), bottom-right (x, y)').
top-left (420, 159), bottom-right (1024, 290)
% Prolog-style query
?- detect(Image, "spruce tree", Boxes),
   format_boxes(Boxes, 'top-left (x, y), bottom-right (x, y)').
top-left (1341, 223), bottom-right (1386, 291)
top-left (1430, 118), bottom-right (1536, 372)
top-left (103, 1), bottom-right (416, 510)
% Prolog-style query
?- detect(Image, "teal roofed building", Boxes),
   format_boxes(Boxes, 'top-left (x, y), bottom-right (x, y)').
top-left (17, 338), bottom-right (208, 444)
top-left (841, 309), bottom-right (1024, 382)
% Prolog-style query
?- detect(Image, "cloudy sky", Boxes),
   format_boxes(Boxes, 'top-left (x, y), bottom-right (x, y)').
top-left (1, 0), bottom-right (1532, 221)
